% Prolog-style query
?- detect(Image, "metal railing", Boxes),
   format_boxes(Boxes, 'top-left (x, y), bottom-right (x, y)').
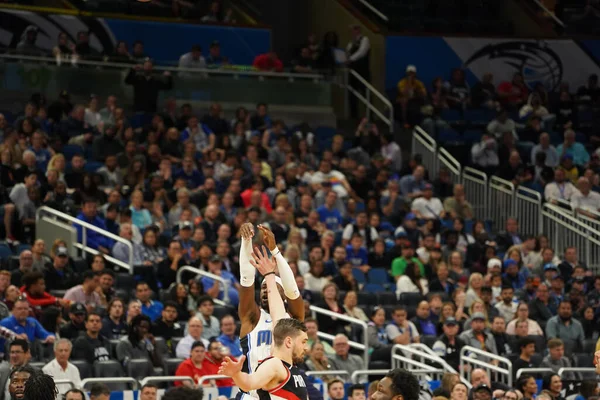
top-left (438, 147), bottom-right (462, 185)
top-left (413, 126), bottom-right (438, 176)
top-left (355, 0), bottom-right (389, 22)
top-left (351, 370), bottom-right (390, 383)
top-left (305, 370), bottom-right (350, 378)
top-left (36, 205), bottom-right (133, 273)
top-left (528, 0), bottom-right (565, 27)
top-left (177, 266), bottom-right (230, 304)
top-left (315, 331), bottom-right (365, 354)
top-left (309, 305), bottom-right (369, 366)
top-left (81, 377), bottom-right (138, 389)
top-left (53, 379), bottom-right (75, 390)
top-left (462, 167), bottom-right (488, 220)
top-left (557, 367), bottom-right (596, 379)
top-left (0, 53), bottom-right (325, 82)
top-left (488, 176), bottom-right (515, 232)
top-left (346, 69), bottom-right (394, 133)
top-left (139, 376), bottom-right (195, 386)
top-left (516, 368), bottom-right (554, 379)
top-left (515, 186), bottom-right (543, 236)
top-left (459, 346), bottom-right (513, 388)
top-left (198, 375), bottom-right (233, 385)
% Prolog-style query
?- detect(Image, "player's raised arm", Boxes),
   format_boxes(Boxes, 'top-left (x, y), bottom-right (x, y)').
top-left (239, 222), bottom-right (260, 334)
top-left (258, 225), bottom-right (305, 321)
top-left (251, 246), bottom-right (286, 324)
top-left (219, 356), bottom-right (286, 392)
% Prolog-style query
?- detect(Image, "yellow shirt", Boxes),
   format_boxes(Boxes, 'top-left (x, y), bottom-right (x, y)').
top-left (397, 78), bottom-right (427, 100)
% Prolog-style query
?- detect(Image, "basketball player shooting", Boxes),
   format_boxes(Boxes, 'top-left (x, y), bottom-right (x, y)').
top-left (219, 246), bottom-right (309, 400)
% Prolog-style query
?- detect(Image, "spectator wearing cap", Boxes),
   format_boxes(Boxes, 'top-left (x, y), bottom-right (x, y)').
top-left (432, 317), bottom-right (465, 371)
top-left (550, 274), bottom-right (566, 303)
top-left (571, 177), bottom-right (600, 218)
top-left (546, 300), bottom-right (584, 352)
top-left (515, 275), bottom-right (539, 304)
top-left (60, 303), bottom-right (87, 340)
top-left (459, 312), bottom-right (497, 354)
top-left (495, 285), bottom-right (518, 322)
top-left (394, 213), bottom-right (421, 249)
top-left (44, 246), bottom-right (76, 292)
top-left (75, 198), bottom-right (112, 254)
top-left (411, 184), bottom-right (444, 220)
top-left (64, 271), bottom-right (104, 309)
top-left (471, 384), bottom-right (493, 400)
top-left (174, 221), bottom-right (194, 259)
top-left (396, 65), bottom-right (426, 125)
top-left (111, 223), bottom-right (143, 266)
top-left (157, 240), bottom-right (187, 291)
top-left (125, 59), bottom-right (172, 114)
top-left (202, 255), bottom-right (240, 306)
top-left (391, 244), bottom-right (424, 281)
top-left (511, 337), bottom-right (538, 381)
top-left (0, 297), bottom-right (54, 348)
top-left (556, 129), bottom-right (590, 167)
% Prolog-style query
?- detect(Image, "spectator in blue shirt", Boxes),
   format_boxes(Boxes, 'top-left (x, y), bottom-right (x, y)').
top-left (135, 281), bottom-right (163, 322)
top-left (175, 156), bottom-right (205, 190)
top-left (75, 198), bottom-right (112, 253)
top-left (0, 298), bottom-right (54, 348)
top-left (317, 191), bottom-right (343, 231)
top-left (30, 131), bottom-right (51, 171)
top-left (502, 259), bottom-right (528, 290)
top-left (399, 165), bottom-right (427, 200)
top-left (556, 129), bottom-right (590, 167)
top-left (345, 233), bottom-right (369, 270)
top-left (201, 255), bottom-right (240, 306)
top-left (217, 315), bottom-right (242, 357)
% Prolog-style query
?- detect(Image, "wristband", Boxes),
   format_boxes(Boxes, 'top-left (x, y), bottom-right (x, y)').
top-left (264, 271), bottom-right (276, 278)
top-left (271, 248), bottom-right (280, 256)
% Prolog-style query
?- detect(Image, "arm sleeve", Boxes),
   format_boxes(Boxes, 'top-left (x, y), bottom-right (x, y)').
top-left (274, 252), bottom-right (300, 300)
top-left (239, 236), bottom-right (255, 288)
top-left (34, 320), bottom-right (51, 340)
top-left (349, 37), bottom-right (370, 62)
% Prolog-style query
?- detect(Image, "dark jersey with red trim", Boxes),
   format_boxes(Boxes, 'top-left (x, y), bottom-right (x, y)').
top-left (256, 358), bottom-right (308, 400)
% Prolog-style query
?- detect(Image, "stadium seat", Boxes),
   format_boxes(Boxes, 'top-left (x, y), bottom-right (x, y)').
top-left (530, 335), bottom-right (546, 353)
top-left (310, 291), bottom-right (322, 304)
top-left (127, 358), bottom-right (152, 380)
top-left (171, 337), bottom-right (183, 353)
top-left (93, 359), bottom-right (124, 378)
top-left (575, 353), bottom-right (594, 367)
top-left (108, 339), bottom-right (121, 358)
top-left (84, 161), bottom-right (103, 173)
top-left (440, 109), bottom-right (462, 123)
top-left (16, 244), bottom-right (30, 254)
top-left (398, 292), bottom-right (425, 306)
top-left (363, 283), bottom-right (386, 293)
top-left (163, 358), bottom-right (185, 376)
top-left (6, 256), bottom-right (19, 271)
top-left (154, 337), bottom-right (169, 357)
top-left (49, 290), bottom-right (66, 298)
top-left (438, 128), bottom-right (461, 143)
top-left (72, 359), bottom-right (92, 379)
top-left (583, 338), bottom-right (596, 353)
top-left (463, 129), bottom-right (483, 144)
top-left (420, 335), bottom-right (437, 348)
top-left (352, 268), bottom-right (367, 284)
top-left (62, 144), bottom-right (84, 161)
top-left (28, 361), bottom-right (46, 370)
top-left (0, 244), bottom-right (13, 259)
top-left (357, 291), bottom-right (377, 306)
top-left (213, 305), bottom-right (236, 320)
top-left (115, 273), bottom-right (135, 289)
top-left (367, 268), bottom-right (390, 284)
top-left (72, 258), bottom-right (89, 274)
top-left (377, 292), bottom-right (397, 305)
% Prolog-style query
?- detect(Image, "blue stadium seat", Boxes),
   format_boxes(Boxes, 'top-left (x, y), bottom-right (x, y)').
top-left (440, 108), bottom-right (462, 123)
top-left (1, 111), bottom-right (15, 124)
top-left (575, 131), bottom-right (588, 143)
top-left (84, 161), bottom-right (103, 173)
top-left (464, 108), bottom-right (495, 124)
top-left (130, 113), bottom-right (153, 129)
top-left (0, 244), bottom-right (12, 259)
top-left (463, 129), bottom-right (483, 143)
top-left (367, 268), bottom-right (390, 284)
top-left (438, 128), bottom-right (461, 143)
top-left (62, 144), bottom-right (84, 161)
top-left (363, 283), bottom-right (386, 293)
top-left (16, 244), bottom-right (31, 254)
top-left (315, 126), bottom-right (336, 140)
top-left (352, 268), bottom-right (367, 284)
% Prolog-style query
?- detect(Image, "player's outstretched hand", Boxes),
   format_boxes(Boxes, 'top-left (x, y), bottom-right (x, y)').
top-left (257, 224), bottom-right (276, 251)
top-left (240, 223), bottom-right (255, 241)
top-left (250, 245), bottom-right (276, 276)
top-left (219, 355), bottom-right (245, 377)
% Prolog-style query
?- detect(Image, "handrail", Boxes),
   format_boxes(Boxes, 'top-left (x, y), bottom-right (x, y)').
top-left (438, 147), bottom-right (462, 175)
top-left (53, 379), bottom-right (75, 388)
top-left (177, 266), bottom-right (230, 303)
top-left (81, 377), bottom-right (138, 389)
top-left (463, 166), bottom-right (488, 183)
top-left (557, 367), bottom-right (595, 376)
top-left (351, 370), bottom-right (390, 383)
top-left (0, 53), bottom-right (324, 81)
top-left (139, 376), bottom-right (195, 386)
top-left (543, 203), bottom-right (600, 237)
top-left (489, 175), bottom-right (515, 193)
top-left (305, 370), bottom-right (350, 377)
top-left (392, 343), bottom-right (467, 384)
top-left (529, 0), bottom-right (565, 27)
top-left (516, 367), bottom-right (554, 379)
top-left (346, 69), bottom-right (394, 133)
top-left (317, 331), bottom-right (365, 351)
top-left (414, 126), bottom-right (437, 152)
top-left (309, 305), bottom-right (369, 366)
top-left (36, 205), bottom-right (133, 273)
top-left (356, 0), bottom-right (389, 22)
top-left (460, 345), bottom-right (513, 387)
top-left (197, 374), bottom-right (232, 385)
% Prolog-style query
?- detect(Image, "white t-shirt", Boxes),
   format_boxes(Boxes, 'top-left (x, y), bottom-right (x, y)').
top-left (571, 191), bottom-right (600, 212)
top-left (412, 197), bottom-right (444, 219)
top-left (42, 359), bottom-right (82, 396)
top-left (311, 170), bottom-right (348, 198)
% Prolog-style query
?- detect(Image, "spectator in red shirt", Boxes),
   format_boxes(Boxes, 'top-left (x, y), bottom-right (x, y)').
top-left (201, 340), bottom-right (235, 387)
top-left (498, 73), bottom-right (529, 109)
top-left (252, 52), bottom-right (283, 73)
top-left (240, 178), bottom-right (273, 213)
top-left (175, 341), bottom-right (210, 387)
top-left (20, 271), bottom-right (68, 319)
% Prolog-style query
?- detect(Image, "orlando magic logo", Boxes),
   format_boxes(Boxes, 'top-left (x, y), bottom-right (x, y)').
top-left (463, 41), bottom-right (563, 92)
